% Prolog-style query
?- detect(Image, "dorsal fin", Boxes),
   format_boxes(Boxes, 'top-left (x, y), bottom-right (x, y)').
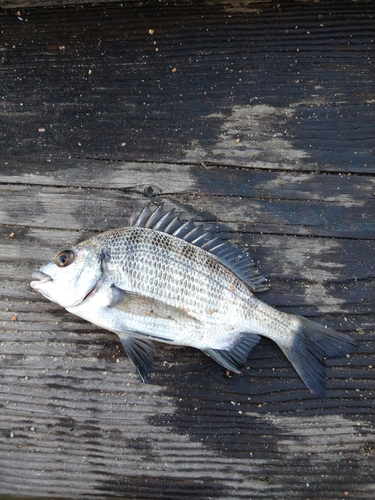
top-left (130, 204), bottom-right (268, 292)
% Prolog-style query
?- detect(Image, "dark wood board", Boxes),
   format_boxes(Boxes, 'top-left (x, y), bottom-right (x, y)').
top-left (1, 0), bottom-right (374, 172)
top-left (0, 1), bottom-right (374, 499)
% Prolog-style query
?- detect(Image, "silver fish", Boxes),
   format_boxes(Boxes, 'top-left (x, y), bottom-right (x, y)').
top-left (31, 204), bottom-right (357, 397)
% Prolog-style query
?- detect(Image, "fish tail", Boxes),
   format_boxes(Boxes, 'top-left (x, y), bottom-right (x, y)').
top-left (276, 315), bottom-right (357, 398)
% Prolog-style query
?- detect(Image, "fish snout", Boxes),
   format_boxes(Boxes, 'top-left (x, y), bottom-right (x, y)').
top-left (30, 271), bottom-right (52, 291)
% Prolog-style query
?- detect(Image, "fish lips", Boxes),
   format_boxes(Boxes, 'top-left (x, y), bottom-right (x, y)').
top-left (30, 271), bottom-right (53, 291)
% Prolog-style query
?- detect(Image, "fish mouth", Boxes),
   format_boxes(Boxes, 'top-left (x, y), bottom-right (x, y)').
top-left (30, 271), bottom-right (52, 290)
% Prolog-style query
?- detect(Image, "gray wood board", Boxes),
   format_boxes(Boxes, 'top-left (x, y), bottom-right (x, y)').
top-left (0, 1), bottom-right (374, 499)
top-left (1, 170), bottom-right (374, 238)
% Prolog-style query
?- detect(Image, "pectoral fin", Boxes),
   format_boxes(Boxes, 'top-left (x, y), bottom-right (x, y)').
top-left (110, 285), bottom-right (201, 324)
top-left (118, 334), bottom-right (155, 382)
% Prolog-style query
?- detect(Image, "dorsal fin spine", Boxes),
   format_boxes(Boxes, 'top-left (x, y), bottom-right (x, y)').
top-left (153, 209), bottom-right (176, 231)
top-left (191, 234), bottom-right (209, 246)
top-left (145, 203), bottom-right (165, 228)
top-left (133, 205), bottom-right (152, 227)
top-left (164, 216), bottom-right (182, 234)
top-left (184, 225), bottom-right (206, 243)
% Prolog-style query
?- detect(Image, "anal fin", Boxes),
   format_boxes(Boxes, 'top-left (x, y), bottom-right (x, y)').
top-left (203, 334), bottom-right (260, 373)
top-left (117, 334), bottom-right (155, 382)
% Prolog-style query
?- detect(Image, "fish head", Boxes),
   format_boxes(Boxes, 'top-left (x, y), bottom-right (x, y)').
top-left (30, 244), bottom-right (104, 308)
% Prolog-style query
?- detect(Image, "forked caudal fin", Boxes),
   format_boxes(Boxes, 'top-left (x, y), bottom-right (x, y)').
top-left (277, 316), bottom-right (357, 398)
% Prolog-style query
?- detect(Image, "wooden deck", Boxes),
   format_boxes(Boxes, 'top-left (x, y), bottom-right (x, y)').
top-left (1, 1), bottom-right (374, 498)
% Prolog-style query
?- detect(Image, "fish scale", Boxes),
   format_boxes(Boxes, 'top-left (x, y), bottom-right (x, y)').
top-left (102, 227), bottom-right (243, 319)
top-left (31, 204), bottom-right (357, 397)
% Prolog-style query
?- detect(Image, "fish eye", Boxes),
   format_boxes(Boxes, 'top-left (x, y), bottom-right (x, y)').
top-left (55, 250), bottom-right (75, 268)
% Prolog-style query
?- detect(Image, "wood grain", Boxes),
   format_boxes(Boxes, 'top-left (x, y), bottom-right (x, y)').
top-left (0, 1), bottom-right (374, 499)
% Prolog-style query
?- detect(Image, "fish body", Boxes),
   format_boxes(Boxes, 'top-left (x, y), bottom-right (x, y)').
top-left (31, 204), bottom-right (357, 397)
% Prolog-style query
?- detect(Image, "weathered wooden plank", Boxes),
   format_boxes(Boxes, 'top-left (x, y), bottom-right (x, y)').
top-left (1, 183), bottom-right (374, 239)
top-left (2, 158), bottom-right (375, 199)
top-left (1, 1), bottom-right (374, 172)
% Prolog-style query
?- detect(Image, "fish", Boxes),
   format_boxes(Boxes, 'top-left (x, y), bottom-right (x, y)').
top-left (30, 204), bottom-right (357, 397)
